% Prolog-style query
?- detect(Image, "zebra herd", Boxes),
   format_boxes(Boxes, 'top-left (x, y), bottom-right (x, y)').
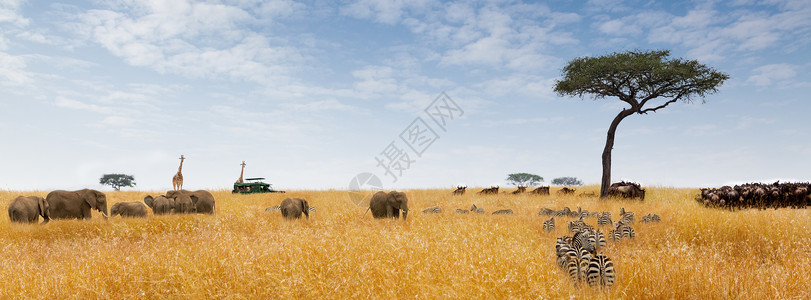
top-left (539, 206), bottom-right (661, 289)
top-left (421, 204), bottom-right (513, 215)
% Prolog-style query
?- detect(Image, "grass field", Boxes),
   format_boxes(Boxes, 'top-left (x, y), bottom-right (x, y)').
top-left (1, 187), bottom-right (809, 299)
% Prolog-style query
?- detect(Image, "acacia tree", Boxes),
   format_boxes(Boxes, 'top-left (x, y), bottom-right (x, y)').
top-left (552, 177), bottom-right (583, 186)
top-left (506, 173), bottom-right (544, 187)
top-left (554, 50), bottom-right (728, 198)
top-left (99, 174), bottom-right (136, 191)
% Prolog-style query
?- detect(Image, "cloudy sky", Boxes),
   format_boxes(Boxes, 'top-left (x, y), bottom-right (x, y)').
top-left (1, 0), bottom-right (809, 191)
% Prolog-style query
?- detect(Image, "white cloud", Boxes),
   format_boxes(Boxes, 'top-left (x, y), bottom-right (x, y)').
top-left (746, 63), bottom-right (798, 86)
top-left (341, 0), bottom-right (437, 25)
top-left (0, 52), bottom-right (33, 86)
top-left (55, 97), bottom-right (114, 114)
top-left (72, 0), bottom-right (306, 86)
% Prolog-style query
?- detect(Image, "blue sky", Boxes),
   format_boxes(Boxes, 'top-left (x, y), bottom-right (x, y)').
top-left (1, 0), bottom-right (809, 191)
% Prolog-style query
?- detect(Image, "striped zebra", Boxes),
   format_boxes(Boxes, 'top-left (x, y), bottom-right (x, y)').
top-left (570, 231), bottom-right (595, 254)
top-left (422, 206), bottom-right (442, 214)
top-left (589, 230), bottom-right (607, 253)
top-left (597, 214), bottom-right (613, 226)
top-left (619, 208), bottom-right (635, 223)
top-left (568, 219), bottom-right (594, 235)
top-left (538, 208), bottom-right (554, 216)
top-left (492, 209), bottom-right (513, 215)
top-left (455, 209), bottom-right (469, 214)
top-left (609, 224), bottom-right (635, 241)
top-left (543, 217), bottom-right (555, 232)
top-left (587, 253), bottom-right (615, 288)
top-left (641, 213), bottom-right (661, 222)
top-left (564, 247), bottom-right (592, 284)
top-left (265, 205), bottom-right (281, 212)
top-left (470, 204), bottom-right (485, 214)
top-left (554, 207), bottom-right (571, 217)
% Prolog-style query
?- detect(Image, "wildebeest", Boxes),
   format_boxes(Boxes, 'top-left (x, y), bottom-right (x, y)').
top-left (477, 186), bottom-right (499, 195)
top-left (556, 187), bottom-right (576, 195)
top-left (698, 181), bottom-right (811, 210)
top-left (606, 182), bottom-right (645, 200)
top-left (452, 185), bottom-right (467, 195)
top-left (511, 186), bottom-right (527, 194)
top-left (529, 186), bottom-right (550, 195)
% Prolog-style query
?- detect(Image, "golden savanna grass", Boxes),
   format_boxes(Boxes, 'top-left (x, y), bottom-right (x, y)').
top-left (1, 187), bottom-right (809, 299)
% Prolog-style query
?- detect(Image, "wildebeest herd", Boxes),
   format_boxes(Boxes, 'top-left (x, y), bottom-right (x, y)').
top-left (697, 181), bottom-right (811, 209)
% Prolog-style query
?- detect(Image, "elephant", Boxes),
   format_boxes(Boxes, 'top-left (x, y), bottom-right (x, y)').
top-left (165, 190), bottom-right (215, 214)
top-left (366, 191), bottom-right (409, 220)
top-left (45, 189), bottom-right (108, 221)
top-left (171, 193), bottom-right (196, 214)
top-left (8, 196), bottom-right (50, 224)
top-left (280, 198), bottom-right (309, 219)
top-left (144, 195), bottom-right (174, 215)
top-left (110, 201), bottom-right (147, 218)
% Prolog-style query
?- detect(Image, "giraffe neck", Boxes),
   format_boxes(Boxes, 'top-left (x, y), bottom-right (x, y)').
top-left (239, 166), bottom-right (244, 179)
top-left (178, 160), bottom-right (184, 173)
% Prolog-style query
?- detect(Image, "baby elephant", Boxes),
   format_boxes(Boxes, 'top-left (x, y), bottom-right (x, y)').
top-left (280, 198), bottom-right (309, 219)
top-left (8, 196), bottom-right (50, 224)
top-left (110, 202), bottom-right (147, 218)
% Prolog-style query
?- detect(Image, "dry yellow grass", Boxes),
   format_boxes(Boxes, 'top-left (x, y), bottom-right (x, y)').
top-left (1, 187), bottom-right (809, 299)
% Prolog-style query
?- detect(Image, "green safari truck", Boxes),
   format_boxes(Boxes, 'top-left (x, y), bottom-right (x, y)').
top-left (232, 178), bottom-right (285, 194)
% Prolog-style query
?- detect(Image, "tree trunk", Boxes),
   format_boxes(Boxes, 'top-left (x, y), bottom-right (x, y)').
top-left (600, 109), bottom-right (635, 198)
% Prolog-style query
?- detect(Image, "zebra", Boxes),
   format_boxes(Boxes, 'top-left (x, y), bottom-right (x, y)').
top-left (641, 213), bottom-right (661, 222)
top-left (571, 230), bottom-right (596, 254)
top-left (455, 209), bottom-right (469, 214)
top-left (564, 247), bottom-right (592, 284)
top-left (554, 207), bottom-right (571, 217)
top-left (597, 214), bottom-right (613, 226)
top-left (568, 219), bottom-right (594, 235)
top-left (589, 230), bottom-right (607, 254)
top-left (265, 205), bottom-right (281, 212)
top-left (538, 208), bottom-right (554, 216)
top-left (492, 209), bottom-right (513, 215)
top-left (422, 206), bottom-right (442, 214)
top-left (308, 206), bottom-right (316, 212)
top-left (619, 208), bottom-right (635, 223)
top-left (609, 224), bottom-right (635, 241)
top-left (470, 204), bottom-right (485, 214)
top-left (587, 253), bottom-right (615, 288)
top-left (543, 217), bottom-right (555, 232)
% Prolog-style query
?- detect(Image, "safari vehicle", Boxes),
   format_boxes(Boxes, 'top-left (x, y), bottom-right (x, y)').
top-left (232, 178), bottom-right (285, 194)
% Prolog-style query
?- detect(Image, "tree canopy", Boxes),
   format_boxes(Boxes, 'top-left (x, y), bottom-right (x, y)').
top-left (552, 177), bottom-right (583, 186)
top-left (554, 49), bottom-right (728, 198)
top-left (506, 173), bottom-right (544, 187)
top-left (99, 174), bottom-right (136, 191)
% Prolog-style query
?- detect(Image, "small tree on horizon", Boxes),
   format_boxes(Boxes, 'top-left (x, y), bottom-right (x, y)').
top-left (99, 174), bottom-right (136, 191)
top-left (552, 177), bottom-right (583, 186)
top-left (506, 173), bottom-right (544, 187)
top-left (554, 49), bottom-right (728, 198)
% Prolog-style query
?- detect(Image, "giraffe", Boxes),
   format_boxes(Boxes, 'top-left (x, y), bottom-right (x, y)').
top-left (172, 155), bottom-right (185, 191)
top-left (236, 161), bottom-right (246, 184)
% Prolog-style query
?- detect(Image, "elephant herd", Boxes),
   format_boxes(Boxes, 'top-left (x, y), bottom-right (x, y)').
top-left (7, 189), bottom-right (215, 224)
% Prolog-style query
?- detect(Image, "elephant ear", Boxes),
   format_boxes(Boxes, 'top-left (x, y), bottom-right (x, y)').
top-left (144, 195), bottom-right (154, 208)
top-left (301, 199), bottom-right (310, 219)
top-left (82, 189), bottom-right (98, 207)
top-left (37, 197), bottom-right (50, 219)
top-left (189, 194), bottom-right (199, 205)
